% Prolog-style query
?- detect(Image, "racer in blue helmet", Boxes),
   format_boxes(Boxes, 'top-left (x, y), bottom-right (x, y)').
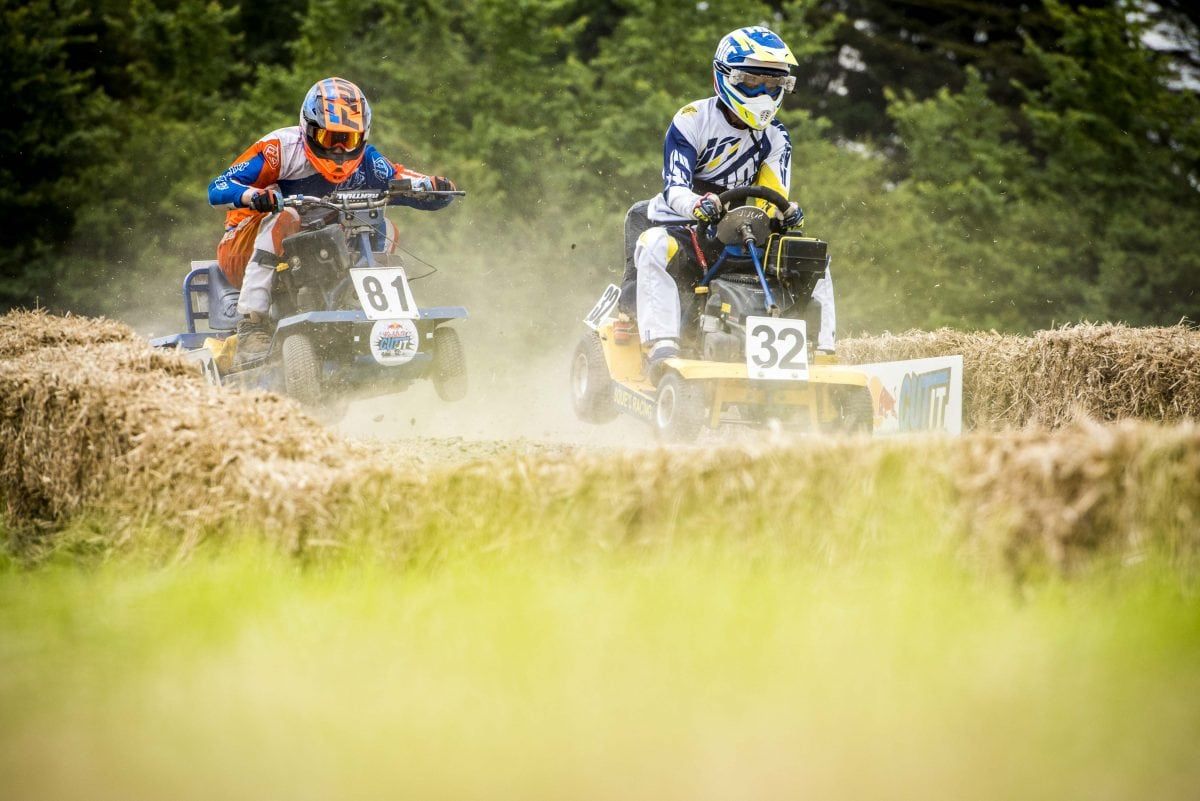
top-left (712, 25), bottom-right (798, 130)
top-left (620, 26), bottom-right (837, 372)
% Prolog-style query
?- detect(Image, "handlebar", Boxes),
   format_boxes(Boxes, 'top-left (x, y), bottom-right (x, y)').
top-left (717, 185), bottom-right (790, 213)
top-left (281, 181), bottom-right (465, 212)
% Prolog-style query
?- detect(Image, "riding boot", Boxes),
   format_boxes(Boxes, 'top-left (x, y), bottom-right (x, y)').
top-left (234, 316), bottom-right (272, 368)
top-left (645, 338), bottom-right (680, 384)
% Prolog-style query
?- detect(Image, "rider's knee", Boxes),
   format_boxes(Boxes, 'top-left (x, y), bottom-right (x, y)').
top-left (265, 207), bottom-right (301, 254)
top-left (634, 227), bottom-right (679, 271)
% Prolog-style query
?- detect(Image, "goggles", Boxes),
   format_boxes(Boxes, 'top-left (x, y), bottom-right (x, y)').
top-left (314, 128), bottom-right (363, 151)
top-left (727, 67), bottom-right (796, 96)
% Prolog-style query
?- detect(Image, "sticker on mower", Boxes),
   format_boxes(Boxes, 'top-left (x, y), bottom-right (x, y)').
top-left (351, 267), bottom-right (419, 320)
top-left (611, 383), bottom-right (655, 421)
top-left (369, 319), bottom-right (420, 366)
top-left (745, 316), bottom-right (808, 381)
top-left (583, 284), bottom-right (621, 331)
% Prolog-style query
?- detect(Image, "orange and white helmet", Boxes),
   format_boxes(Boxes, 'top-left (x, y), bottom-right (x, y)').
top-left (300, 77), bottom-right (372, 182)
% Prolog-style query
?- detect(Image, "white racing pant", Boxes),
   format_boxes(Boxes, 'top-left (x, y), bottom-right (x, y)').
top-left (634, 226), bottom-right (838, 351)
top-left (236, 210), bottom-right (296, 317)
top-left (634, 228), bottom-right (683, 343)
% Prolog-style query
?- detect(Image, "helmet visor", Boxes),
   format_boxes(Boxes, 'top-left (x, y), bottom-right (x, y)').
top-left (728, 68), bottom-right (796, 97)
top-left (314, 128), bottom-right (363, 152)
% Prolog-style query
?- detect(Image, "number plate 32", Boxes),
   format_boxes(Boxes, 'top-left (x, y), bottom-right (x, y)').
top-left (583, 284), bottom-right (621, 331)
top-left (745, 316), bottom-right (809, 380)
top-left (350, 267), bottom-right (419, 320)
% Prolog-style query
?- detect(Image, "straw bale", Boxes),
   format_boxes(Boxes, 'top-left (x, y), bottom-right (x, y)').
top-left (841, 323), bottom-right (1200, 429)
top-left (2, 311), bottom-right (1199, 573)
top-left (403, 420), bottom-right (1200, 571)
top-left (0, 309), bottom-right (134, 359)
top-left (950, 420), bottom-right (1200, 571)
top-left (0, 310), bottom-right (377, 549)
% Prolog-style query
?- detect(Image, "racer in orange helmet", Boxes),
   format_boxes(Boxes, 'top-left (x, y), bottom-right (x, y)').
top-left (299, 76), bottom-right (372, 183)
top-left (207, 77), bottom-right (457, 364)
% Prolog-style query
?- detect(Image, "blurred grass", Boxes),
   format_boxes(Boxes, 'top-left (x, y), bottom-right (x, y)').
top-left (4, 304), bottom-right (1200, 797)
top-left (1, 511), bottom-right (1198, 801)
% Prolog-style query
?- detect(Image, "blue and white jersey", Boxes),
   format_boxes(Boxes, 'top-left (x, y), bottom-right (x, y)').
top-left (647, 96), bottom-right (792, 223)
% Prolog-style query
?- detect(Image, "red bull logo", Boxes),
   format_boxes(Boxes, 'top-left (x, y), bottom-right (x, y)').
top-left (369, 319), bottom-right (419, 366)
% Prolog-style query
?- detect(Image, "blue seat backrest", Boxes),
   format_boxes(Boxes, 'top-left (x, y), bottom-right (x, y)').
top-left (197, 260), bottom-right (241, 331)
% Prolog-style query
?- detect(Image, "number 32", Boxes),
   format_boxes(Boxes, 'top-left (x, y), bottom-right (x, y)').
top-left (751, 323), bottom-right (806, 369)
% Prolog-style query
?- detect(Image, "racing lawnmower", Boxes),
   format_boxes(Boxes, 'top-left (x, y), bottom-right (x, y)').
top-left (151, 180), bottom-right (468, 418)
top-left (572, 186), bottom-right (874, 442)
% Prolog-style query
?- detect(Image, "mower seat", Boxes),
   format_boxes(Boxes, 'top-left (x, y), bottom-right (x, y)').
top-left (201, 261), bottom-right (241, 331)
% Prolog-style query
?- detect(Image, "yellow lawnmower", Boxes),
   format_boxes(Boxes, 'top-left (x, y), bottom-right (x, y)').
top-left (572, 186), bottom-right (874, 442)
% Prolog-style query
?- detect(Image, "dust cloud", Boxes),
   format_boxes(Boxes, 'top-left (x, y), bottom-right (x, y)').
top-left (335, 343), bottom-right (647, 446)
top-left (347, 212), bottom-right (648, 447)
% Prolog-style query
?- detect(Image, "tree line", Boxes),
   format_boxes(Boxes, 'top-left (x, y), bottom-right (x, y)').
top-left (3, 0), bottom-right (1197, 334)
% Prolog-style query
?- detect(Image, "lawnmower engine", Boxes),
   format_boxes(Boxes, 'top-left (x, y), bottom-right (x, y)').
top-left (275, 224), bottom-right (352, 316)
top-left (698, 236), bottom-right (829, 362)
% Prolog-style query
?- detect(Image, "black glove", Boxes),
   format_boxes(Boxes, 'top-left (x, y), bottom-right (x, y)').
top-left (782, 202), bottom-right (804, 229)
top-left (248, 189), bottom-right (282, 213)
top-left (691, 193), bottom-right (724, 224)
top-left (432, 176), bottom-right (456, 192)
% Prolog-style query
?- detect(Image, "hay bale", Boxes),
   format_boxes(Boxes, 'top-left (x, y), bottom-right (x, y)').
top-left (393, 419), bottom-right (1200, 573)
top-left (841, 323), bottom-right (1200, 429)
top-left (2, 310), bottom-right (1198, 574)
top-left (0, 309), bottom-right (134, 359)
top-left (952, 420), bottom-right (1200, 572)
top-left (0, 310), bottom-right (376, 550)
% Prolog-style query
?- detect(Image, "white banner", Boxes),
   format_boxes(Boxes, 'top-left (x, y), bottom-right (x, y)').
top-left (845, 355), bottom-right (964, 435)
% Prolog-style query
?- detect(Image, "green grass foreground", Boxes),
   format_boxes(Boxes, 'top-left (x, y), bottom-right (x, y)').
top-left (1, 522), bottom-right (1198, 800)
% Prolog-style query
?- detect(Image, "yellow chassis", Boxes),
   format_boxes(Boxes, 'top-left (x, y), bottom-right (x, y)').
top-left (596, 322), bottom-right (870, 430)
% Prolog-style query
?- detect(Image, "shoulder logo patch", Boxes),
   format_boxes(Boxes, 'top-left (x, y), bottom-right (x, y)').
top-left (372, 154), bottom-right (391, 178)
top-left (680, 105), bottom-right (698, 115)
top-left (263, 142), bottom-right (280, 170)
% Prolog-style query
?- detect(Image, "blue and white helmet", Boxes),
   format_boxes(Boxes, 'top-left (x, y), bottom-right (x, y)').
top-left (713, 27), bottom-right (798, 130)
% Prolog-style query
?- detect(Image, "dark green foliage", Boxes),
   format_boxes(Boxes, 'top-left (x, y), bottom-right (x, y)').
top-left (0, 0), bottom-right (98, 305)
top-left (840, 2), bottom-right (1200, 331)
top-left (1021, 2), bottom-right (1200, 324)
top-left (1, 0), bottom-right (1197, 335)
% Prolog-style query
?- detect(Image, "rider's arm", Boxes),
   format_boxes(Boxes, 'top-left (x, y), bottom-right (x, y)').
top-left (661, 119), bottom-right (704, 219)
top-left (208, 139), bottom-right (283, 209)
top-left (752, 121), bottom-right (792, 201)
top-left (363, 147), bottom-right (455, 211)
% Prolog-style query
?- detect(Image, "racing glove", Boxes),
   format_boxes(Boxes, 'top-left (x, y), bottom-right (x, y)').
top-left (409, 176), bottom-right (456, 192)
top-left (245, 188), bottom-right (282, 213)
top-left (782, 202), bottom-right (804, 229)
top-left (691, 193), bottom-right (724, 224)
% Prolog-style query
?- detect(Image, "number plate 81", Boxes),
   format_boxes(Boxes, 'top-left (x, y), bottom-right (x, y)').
top-left (350, 267), bottom-right (419, 320)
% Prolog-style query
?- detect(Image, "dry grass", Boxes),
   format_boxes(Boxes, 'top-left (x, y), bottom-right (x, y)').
top-left (0, 310), bottom-right (379, 552)
top-left (1, 311), bottom-right (1199, 572)
top-left (367, 420), bottom-right (1200, 573)
top-left (841, 323), bottom-right (1200, 429)
top-left (952, 421), bottom-right (1200, 572)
